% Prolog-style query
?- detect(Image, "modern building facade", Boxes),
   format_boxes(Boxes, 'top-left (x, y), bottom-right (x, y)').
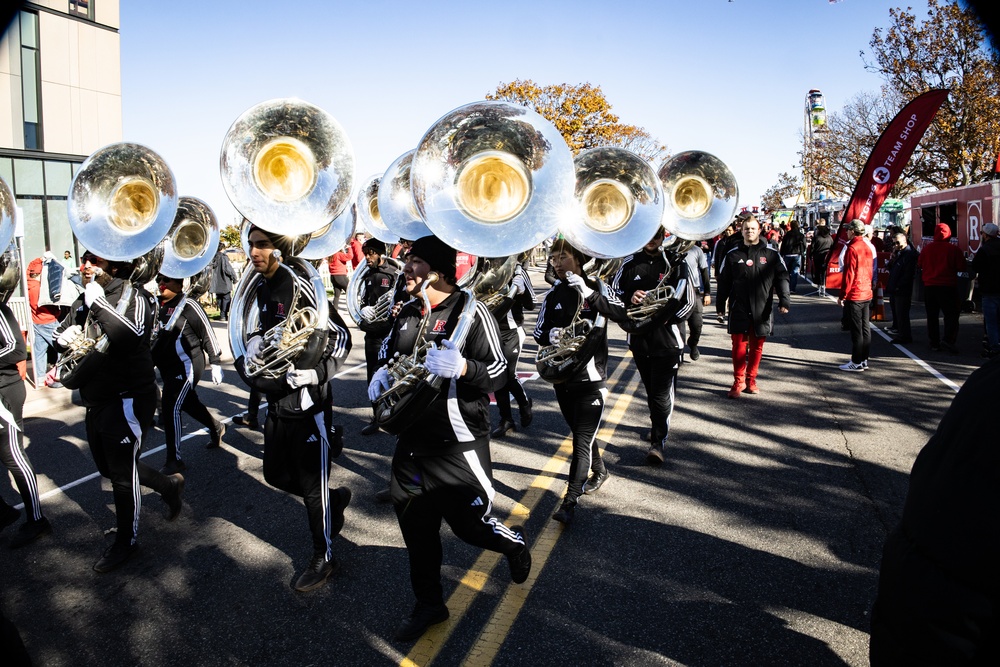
top-left (0, 0), bottom-right (121, 266)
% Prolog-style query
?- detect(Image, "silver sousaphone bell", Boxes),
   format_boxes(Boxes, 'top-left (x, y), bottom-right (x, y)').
top-left (0, 176), bottom-right (19, 305)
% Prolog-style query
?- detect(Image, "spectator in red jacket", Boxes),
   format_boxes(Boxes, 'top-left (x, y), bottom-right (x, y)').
top-left (328, 245), bottom-right (352, 311)
top-left (349, 233), bottom-right (365, 269)
top-left (917, 223), bottom-right (966, 353)
top-left (837, 220), bottom-right (874, 371)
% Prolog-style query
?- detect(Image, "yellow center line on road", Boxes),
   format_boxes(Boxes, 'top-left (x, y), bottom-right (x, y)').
top-left (400, 352), bottom-right (639, 667)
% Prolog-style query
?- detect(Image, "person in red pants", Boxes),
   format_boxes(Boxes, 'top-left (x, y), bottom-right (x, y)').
top-left (716, 213), bottom-right (791, 398)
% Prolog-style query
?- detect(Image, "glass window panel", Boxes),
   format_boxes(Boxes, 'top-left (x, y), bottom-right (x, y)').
top-left (0, 159), bottom-right (12, 188)
top-left (21, 50), bottom-right (38, 123)
top-left (19, 12), bottom-right (37, 49)
top-left (47, 200), bottom-right (75, 259)
top-left (45, 162), bottom-right (73, 197)
top-left (13, 159), bottom-right (44, 196)
top-left (18, 198), bottom-right (45, 262)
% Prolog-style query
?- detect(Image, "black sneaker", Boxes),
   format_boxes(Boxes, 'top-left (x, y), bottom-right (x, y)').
top-left (94, 541), bottom-right (138, 573)
top-left (394, 602), bottom-right (450, 642)
top-left (688, 345), bottom-right (701, 361)
top-left (294, 554), bottom-right (340, 592)
top-left (552, 500), bottom-right (576, 525)
top-left (159, 458), bottom-right (187, 475)
top-left (207, 421), bottom-right (226, 449)
top-left (232, 414), bottom-right (260, 429)
top-left (9, 517), bottom-right (52, 548)
top-left (0, 504), bottom-right (18, 531)
top-left (584, 469), bottom-right (610, 495)
top-left (646, 446), bottom-right (665, 466)
top-left (490, 419), bottom-right (515, 439)
top-left (163, 473), bottom-right (185, 520)
top-left (519, 397), bottom-right (533, 428)
top-left (360, 422), bottom-right (380, 436)
top-left (330, 487), bottom-right (351, 538)
top-left (506, 525), bottom-right (531, 584)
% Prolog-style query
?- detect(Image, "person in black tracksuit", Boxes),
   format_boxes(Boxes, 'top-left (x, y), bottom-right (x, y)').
top-left (357, 239), bottom-right (402, 437)
top-left (716, 214), bottom-right (791, 399)
top-left (53, 252), bottom-right (183, 573)
top-left (604, 229), bottom-right (695, 466)
top-left (534, 239), bottom-right (626, 525)
top-left (240, 227), bottom-right (353, 593)
top-left (367, 235), bottom-right (530, 643)
top-left (0, 303), bottom-right (51, 548)
top-left (151, 275), bottom-right (226, 474)
top-left (886, 233), bottom-right (918, 344)
top-left (490, 261), bottom-right (535, 438)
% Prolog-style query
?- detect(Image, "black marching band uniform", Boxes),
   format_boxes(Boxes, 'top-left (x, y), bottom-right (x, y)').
top-left (152, 289), bottom-right (225, 473)
top-left (0, 303), bottom-right (50, 547)
top-left (490, 261), bottom-right (535, 437)
top-left (358, 239), bottom-right (402, 435)
top-left (54, 267), bottom-right (183, 571)
top-left (239, 242), bottom-right (353, 591)
top-left (375, 236), bottom-right (529, 641)
top-left (533, 267), bottom-right (620, 522)
top-left (606, 246), bottom-right (695, 464)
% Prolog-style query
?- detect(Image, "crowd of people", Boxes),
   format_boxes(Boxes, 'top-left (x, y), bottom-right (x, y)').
top-left (4, 207), bottom-right (998, 653)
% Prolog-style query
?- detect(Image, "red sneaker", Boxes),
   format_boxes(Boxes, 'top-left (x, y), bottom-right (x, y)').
top-left (727, 381), bottom-right (742, 399)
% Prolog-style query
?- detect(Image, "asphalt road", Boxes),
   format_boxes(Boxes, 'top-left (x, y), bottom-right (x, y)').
top-left (1, 269), bottom-right (988, 666)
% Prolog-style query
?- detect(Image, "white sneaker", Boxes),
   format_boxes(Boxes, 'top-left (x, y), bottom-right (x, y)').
top-left (839, 361), bottom-right (865, 372)
top-left (860, 360), bottom-right (869, 370)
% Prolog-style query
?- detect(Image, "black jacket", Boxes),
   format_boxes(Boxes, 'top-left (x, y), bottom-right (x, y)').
top-left (380, 289), bottom-right (507, 455)
top-left (887, 245), bottom-right (918, 296)
top-left (717, 242), bottom-right (791, 337)
top-left (533, 277), bottom-right (614, 389)
top-left (152, 294), bottom-right (223, 377)
top-left (55, 278), bottom-right (157, 406)
top-left (243, 266), bottom-right (352, 419)
top-left (780, 229), bottom-right (807, 256)
top-left (971, 236), bottom-right (1000, 295)
top-left (0, 304), bottom-right (26, 390)
top-left (359, 259), bottom-right (401, 336)
top-left (603, 251), bottom-right (694, 357)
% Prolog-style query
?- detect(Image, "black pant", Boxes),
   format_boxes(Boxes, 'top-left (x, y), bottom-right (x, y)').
top-left (262, 409), bottom-right (337, 561)
top-left (331, 275), bottom-right (349, 311)
top-left (160, 358), bottom-right (215, 462)
top-left (391, 444), bottom-right (524, 606)
top-left (0, 381), bottom-right (43, 522)
top-left (890, 288), bottom-right (912, 339)
top-left (923, 285), bottom-right (960, 346)
top-left (845, 300), bottom-right (872, 363)
top-left (495, 328), bottom-right (529, 423)
top-left (554, 384), bottom-right (607, 501)
top-left (216, 292), bottom-right (232, 320)
top-left (681, 298), bottom-right (704, 349)
top-left (633, 353), bottom-right (680, 449)
top-left (85, 390), bottom-right (169, 547)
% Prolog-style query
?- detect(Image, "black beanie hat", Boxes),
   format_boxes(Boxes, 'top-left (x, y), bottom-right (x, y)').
top-left (362, 239), bottom-right (386, 256)
top-left (408, 235), bottom-right (457, 282)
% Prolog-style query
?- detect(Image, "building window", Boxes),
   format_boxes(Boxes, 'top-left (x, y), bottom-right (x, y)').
top-left (5, 157), bottom-right (82, 268)
top-left (19, 11), bottom-right (42, 150)
top-left (69, 1), bottom-right (93, 20)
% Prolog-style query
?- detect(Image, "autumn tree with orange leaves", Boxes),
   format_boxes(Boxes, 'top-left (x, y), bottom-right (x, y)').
top-left (486, 80), bottom-right (669, 164)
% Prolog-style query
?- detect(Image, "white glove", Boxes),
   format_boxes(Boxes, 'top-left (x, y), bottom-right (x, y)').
top-left (549, 327), bottom-right (563, 345)
top-left (84, 280), bottom-right (105, 307)
top-left (368, 366), bottom-right (391, 401)
top-left (361, 305), bottom-right (377, 320)
top-left (57, 324), bottom-right (84, 347)
top-left (211, 364), bottom-right (223, 385)
top-left (565, 272), bottom-right (593, 299)
top-left (424, 339), bottom-right (465, 379)
top-left (285, 366), bottom-right (319, 389)
top-left (245, 336), bottom-right (265, 364)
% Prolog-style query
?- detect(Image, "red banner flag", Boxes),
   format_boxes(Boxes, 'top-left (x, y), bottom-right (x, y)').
top-left (826, 89), bottom-right (949, 289)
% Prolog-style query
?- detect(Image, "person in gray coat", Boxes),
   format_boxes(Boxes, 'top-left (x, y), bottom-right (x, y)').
top-left (209, 244), bottom-right (238, 321)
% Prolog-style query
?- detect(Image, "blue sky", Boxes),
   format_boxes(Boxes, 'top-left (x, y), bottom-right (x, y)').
top-left (120, 0), bottom-right (930, 231)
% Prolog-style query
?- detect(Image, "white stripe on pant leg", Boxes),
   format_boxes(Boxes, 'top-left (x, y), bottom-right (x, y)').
top-left (172, 381), bottom-right (193, 460)
top-left (582, 389), bottom-right (608, 474)
top-left (4, 418), bottom-right (42, 521)
top-left (313, 412), bottom-right (332, 562)
top-left (462, 449), bottom-right (522, 544)
top-left (658, 375), bottom-right (675, 449)
top-left (123, 398), bottom-right (143, 545)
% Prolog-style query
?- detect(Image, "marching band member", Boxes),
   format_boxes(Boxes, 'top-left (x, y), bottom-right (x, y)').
top-left (0, 301), bottom-right (50, 548)
top-left (241, 226), bottom-right (353, 592)
top-left (490, 259), bottom-right (535, 438)
top-left (151, 274), bottom-right (226, 474)
top-left (358, 238), bottom-right (401, 437)
top-left (607, 228), bottom-right (695, 465)
top-left (533, 239), bottom-right (622, 525)
top-left (368, 235), bottom-right (530, 642)
top-left (53, 252), bottom-right (183, 572)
